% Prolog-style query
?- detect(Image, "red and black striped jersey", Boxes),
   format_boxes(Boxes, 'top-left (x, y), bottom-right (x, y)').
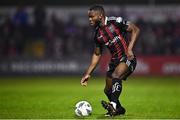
top-left (94, 16), bottom-right (129, 60)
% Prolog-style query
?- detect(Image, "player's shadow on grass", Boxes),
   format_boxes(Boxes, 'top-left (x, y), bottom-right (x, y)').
top-left (74, 114), bottom-right (111, 119)
top-left (96, 114), bottom-right (133, 119)
top-left (74, 115), bottom-right (92, 119)
top-left (96, 115), bottom-right (114, 119)
top-left (94, 113), bottom-right (122, 119)
top-left (74, 113), bottom-right (136, 119)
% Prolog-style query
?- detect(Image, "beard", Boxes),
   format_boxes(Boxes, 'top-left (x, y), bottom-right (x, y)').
top-left (94, 18), bottom-right (102, 27)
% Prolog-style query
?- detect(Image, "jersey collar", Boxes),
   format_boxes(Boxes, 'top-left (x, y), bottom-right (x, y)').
top-left (95, 16), bottom-right (108, 29)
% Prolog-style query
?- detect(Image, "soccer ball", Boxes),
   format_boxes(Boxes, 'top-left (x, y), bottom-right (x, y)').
top-left (75, 101), bottom-right (92, 117)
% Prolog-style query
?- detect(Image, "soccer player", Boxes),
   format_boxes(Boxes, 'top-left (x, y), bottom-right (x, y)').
top-left (80, 5), bottom-right (140, 116)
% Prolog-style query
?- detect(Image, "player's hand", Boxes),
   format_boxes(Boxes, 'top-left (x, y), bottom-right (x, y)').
top-left (80, 74), bottom-right (90, 86)
top-left (127, 49), bottom-right (134, 60)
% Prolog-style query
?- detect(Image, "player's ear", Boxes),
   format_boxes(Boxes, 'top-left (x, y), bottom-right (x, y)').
top-left (99, 14), bottom-right (103, 20)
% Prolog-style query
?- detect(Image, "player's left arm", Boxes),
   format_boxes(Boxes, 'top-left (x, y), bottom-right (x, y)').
top-left (126, 22), bottom-right (140, 60)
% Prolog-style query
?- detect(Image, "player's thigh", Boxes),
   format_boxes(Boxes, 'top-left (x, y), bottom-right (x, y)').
top-left (105, 76), bottom-right (112, 90)
top-left (112, 62), bottom-right (129, 79)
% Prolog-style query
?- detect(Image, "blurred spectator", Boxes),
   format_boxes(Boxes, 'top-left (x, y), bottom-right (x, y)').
top-left (12, 6), bottom-right (28, 27)
top-left (172, 20), bottom-right (180, 54)
top-left (0, 16), bottom-right (15, 57)
top-left (33, 5), bottom-right (47, 38)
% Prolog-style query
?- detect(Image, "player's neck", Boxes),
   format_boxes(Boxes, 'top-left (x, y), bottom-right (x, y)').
top-left (94, 16), bottom-right (106, 28)
top-left (99, 16), bottom-right (106, 27)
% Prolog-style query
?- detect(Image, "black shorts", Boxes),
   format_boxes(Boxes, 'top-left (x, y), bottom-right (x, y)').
top-left (106, 56), bottom-right (137, 80)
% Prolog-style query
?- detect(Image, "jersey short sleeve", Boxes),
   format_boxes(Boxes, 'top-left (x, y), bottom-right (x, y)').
top-left (115, 17), bottom-right (130, 32)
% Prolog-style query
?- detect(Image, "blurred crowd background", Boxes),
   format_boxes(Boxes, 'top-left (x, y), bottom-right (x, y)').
top-left (0, 1), bottom-right (180, 75)
top-left (0, 5), bottom-right (180, 60)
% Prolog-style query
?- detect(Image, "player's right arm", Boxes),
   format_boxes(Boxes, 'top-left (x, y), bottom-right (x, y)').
top-left (80, 46), bottom-right (102, 86)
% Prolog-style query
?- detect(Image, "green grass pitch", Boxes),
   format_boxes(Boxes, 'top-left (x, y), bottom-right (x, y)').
top-left (0, 76), bottom-right (180, 119)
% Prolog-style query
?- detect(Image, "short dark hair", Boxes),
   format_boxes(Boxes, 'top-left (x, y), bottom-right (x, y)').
top-left (89, 5), bottom-right (105, 16)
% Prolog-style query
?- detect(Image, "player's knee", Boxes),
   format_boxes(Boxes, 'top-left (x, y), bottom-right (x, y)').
top-left (119, 75), bottom-right (125, 80)
top-left (112, 72), bottom-right (120, 79)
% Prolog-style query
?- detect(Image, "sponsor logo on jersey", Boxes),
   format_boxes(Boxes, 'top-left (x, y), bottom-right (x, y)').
top-left (105, 36), bottom-right (120, 46)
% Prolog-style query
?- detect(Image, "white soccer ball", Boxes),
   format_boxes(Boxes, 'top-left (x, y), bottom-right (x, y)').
top-left (75, 101), bottom-right (92, 117)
